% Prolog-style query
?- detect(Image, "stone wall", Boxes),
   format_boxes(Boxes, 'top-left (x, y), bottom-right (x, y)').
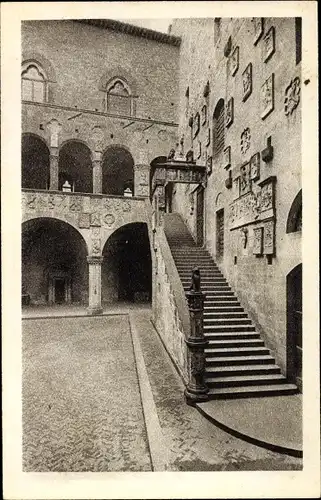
top-left (170, 17), bottom-right (302, 372)
top-left (22, 20), bottom-right (179, 123)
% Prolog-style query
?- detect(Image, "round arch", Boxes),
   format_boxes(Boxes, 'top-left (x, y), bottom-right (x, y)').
top-left (102, 145), bottom-right (135, 196)
top-left (286, 190), bottom-right (302, 233)
top-left (22, 133), bottom-right (50, 190)
top-left (58, 140), bottom-right (93, 193)
top-left (22, 217), bottom-right (89, 305)
top-left (101, 222), bottom-right (152, 304)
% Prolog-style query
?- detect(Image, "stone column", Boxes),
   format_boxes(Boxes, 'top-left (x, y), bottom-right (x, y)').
top-left (49, 147), bottom-right (59, 191)
top-left (92, 151), bottom-right (103, 194)
top-left (184, 269), bottom-right (209, 405)
top-left (154, 183), bottom-right (166, 226)
top-left (87, 255), bottom-right (103, 315)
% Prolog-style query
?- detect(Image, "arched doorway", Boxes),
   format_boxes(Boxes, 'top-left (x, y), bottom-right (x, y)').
top-left (286, 263), bottom-right (302, 391)
top-left (22, 218), bottom-right (88, 305)
top-left (102, 146), bottom-right (134, 196)
top-left (58, 141), bottom-right (93, 193)
top-left (22, 134), bottom-right (50, 189)
top-left (102, 223), bottom-right (152, 304)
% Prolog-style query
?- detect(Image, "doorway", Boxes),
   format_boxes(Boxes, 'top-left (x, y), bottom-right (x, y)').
top-left (165, 183), bottom-right (174, 213)
top-left (54, 278), bottom-right (66, 304)
top-left (286, 263), bottom-right (302, 391)
top-left (196, 186), bottom-right (204, 246)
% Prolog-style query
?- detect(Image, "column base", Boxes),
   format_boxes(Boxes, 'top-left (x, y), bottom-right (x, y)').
top-left (184, 386), bottom-right (209, 406)
top-left (87, 307), bottom-right (103, 316)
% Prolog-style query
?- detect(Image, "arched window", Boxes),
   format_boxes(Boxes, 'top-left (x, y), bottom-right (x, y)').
top-left (21, 62), bottom-right (47, 103)
top-left (213, 99), bottom-right (225, 157)
top-left (286, 190), bottom-right (302, 233)
top-left (105, 78), bottom-right (133, 116)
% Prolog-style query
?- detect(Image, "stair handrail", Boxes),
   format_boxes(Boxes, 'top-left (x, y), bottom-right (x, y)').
top-left (156, 225), bottom-right (191, 337)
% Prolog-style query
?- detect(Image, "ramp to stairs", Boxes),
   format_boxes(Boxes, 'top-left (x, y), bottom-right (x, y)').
top-left (164, 213), bottom-right (298, 400)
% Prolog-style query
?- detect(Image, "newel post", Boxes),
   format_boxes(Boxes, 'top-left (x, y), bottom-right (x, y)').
top-left (184, 267), bottom-right (209, 405)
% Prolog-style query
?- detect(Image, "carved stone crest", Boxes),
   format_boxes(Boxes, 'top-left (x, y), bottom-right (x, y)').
top-left (263, 220), bottom-right (275, 254)
top-left (91, 238), bottom-right (101, 255)
top-left (226, 97), bottom-right (234, 127)
top-left (230, 46), bottom-right (239, 76)
top-left (241, 128), bottom-right (251, 155)
top-left (79, 213), bottom-right (90, 228)
top-left (263, 26), bottom-right (275, 62)
top-left (223, 146), bottom-right (231, 169)
top-left (250, 153), bottom-right (260, 181)
top-left (284, 77), bottom-right (301, 115)
top-left (240, 227), bottom-right (248, 248)
top-left (261, 74), bottom-right (275, 119)
top-left (242, 63), bottom-right (252, 102)
top-left (239, 162), bottom-right (251, 195)
top-left (69, 196), bottom-right (82, 212)
top-left (252, 17), bottom-right (264, 45)
top-left (201, 104), bottom-right (207, 125)
top-left (104, 213), bottom-right (115, 227)
top-left (253, 227), bottom-right (263, 255)
top-left (90, 212), bottom-right (101, 226)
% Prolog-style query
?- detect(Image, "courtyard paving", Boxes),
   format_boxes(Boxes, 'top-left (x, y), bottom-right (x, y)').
top-left (22, 306), bottom-right (303, 472)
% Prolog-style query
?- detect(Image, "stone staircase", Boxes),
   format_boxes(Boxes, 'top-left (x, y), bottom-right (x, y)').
top-left (164, 213), bottom-right (298, 399)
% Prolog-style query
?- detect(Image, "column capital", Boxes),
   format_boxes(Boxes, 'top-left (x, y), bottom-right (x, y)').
top-left (87, 255), bottom-right (103, 265)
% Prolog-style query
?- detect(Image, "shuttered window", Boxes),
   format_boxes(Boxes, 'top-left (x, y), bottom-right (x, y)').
top-left (213, 99), bottom-right (225, 157)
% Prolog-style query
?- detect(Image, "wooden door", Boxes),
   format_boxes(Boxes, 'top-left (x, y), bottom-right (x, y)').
top-left (216, 209), bottom-right (224, 257)
top-left (287, 264), bottom-right (302, 390)
top-left (196, 186), bottom-right (204, 246)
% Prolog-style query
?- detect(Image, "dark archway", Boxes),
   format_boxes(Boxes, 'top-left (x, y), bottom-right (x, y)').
top-left (22, 134), bottom-right (50, 190)
top-left (102, 146), bottom-right (134, 196)
top-left (102, 223), bottom-right (152, 304)
top-left (286, 263), bottom-right (302, 391)
top-left (22, 218), bottom-right (88, 305)
top-left (286, 190), bottom-right (302, 233)
top-left (58, 140), bottom-right (93, 193)
top-left (150, 156), bottom-right (167, 200)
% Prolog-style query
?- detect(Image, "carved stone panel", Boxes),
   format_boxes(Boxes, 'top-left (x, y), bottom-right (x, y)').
top-left (79, 213), bottom-right (91, 228)
top-left (239, 162), bottom-right (251, 196)
top-left (252, 17), bottom-right (264, 45)
top-left (263, 26), bottom-right (275, 62)
top-left (230, 46), bottom-right (239, 76)
top-left (261, 74), bottom-right (274, 119)
top-left (242, 63), bottom-right (252, 102)
top-left (250, 153), bottom-right (260, 181)
top-left (253, 227), bottom-right (263, 255)
top-left (284, 77), bottom-right (301, 115)
top-left (229, 176), bottom-right (276, 230)
top-left (241, 128), bottom-right (251, 155)
top-left (226, 97), bottom-right (234, 127)
top-left (91, 238), bottom-right (101, 256)
top-left (263, 220), bottom-right (275, 254)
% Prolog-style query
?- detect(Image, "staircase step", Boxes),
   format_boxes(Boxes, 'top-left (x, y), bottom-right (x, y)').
top-left (204, 317), bottom-right (251, 325)
top-left (204, 311), bottom-right (248, 319)
top-left (205, 332), bottom-right (260, 341)
top-left (205, 354), bottom-right (276, 366)
top-left (203, 292), bottom-right (235, 297)
top-left (205, 346), bottom-right (270, 357)
top-left (206, 373), bottom-right (287, 388)
top-left (204, 300), bottom-right (241, 307)
top-left (207, 384), bottom-right (298, 399)
top-left (205, 364), bottom-right (281, 376)
top-left (206, 338), bottom-right (265, 348)
top-left (204, 324), bottom-right (256, 332)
